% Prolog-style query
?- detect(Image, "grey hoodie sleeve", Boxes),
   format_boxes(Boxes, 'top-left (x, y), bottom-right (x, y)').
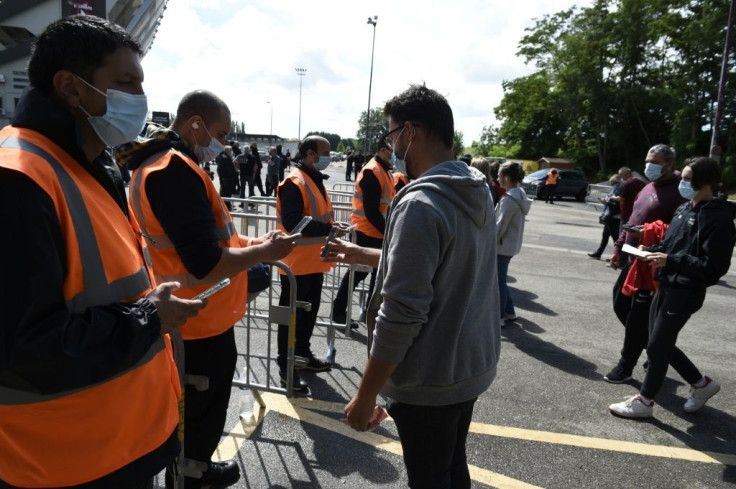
top-left (495, 196), bottom-right (515, 242)
top-left (370, 199), bottom-right (444, 365)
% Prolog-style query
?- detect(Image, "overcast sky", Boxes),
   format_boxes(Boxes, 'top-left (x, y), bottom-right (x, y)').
top-left (141, 0), bottom-right (590, 146)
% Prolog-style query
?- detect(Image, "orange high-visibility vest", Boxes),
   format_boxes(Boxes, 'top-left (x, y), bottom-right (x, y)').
top-left (0, 127), bottom-right (180, 488)
top-left (393, 172), bottom-right (409, 189)
top-left (276, 167), bottom-right (335, 276)
top-left (546, 171), bottom-right (559, 185)
top-left (351, 158), bottom-right (395, 239)
top-left (129, 149), bottom-right (248, 340)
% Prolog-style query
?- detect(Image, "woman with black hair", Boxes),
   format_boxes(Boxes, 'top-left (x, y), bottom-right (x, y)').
top-left (609, 157), bottom-right (736, 418)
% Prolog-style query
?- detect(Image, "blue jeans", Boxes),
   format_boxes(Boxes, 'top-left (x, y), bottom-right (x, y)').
top-left (497, 254), bottom-right (515, 317)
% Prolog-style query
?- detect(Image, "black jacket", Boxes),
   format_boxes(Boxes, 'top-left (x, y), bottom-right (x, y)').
top-left (650, 199), bottom-right (736, 288)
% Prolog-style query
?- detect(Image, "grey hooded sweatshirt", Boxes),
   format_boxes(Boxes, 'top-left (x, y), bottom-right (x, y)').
top-left (369, 161), bottom-right (501, 406)
top-left (496, 186), bottom-right (532, 257)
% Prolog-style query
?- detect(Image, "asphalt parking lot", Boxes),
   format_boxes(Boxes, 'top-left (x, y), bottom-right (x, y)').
top-left (161, 163), bottom-right (736, 488)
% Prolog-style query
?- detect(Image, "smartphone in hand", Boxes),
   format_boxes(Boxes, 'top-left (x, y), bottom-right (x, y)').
top-left (193, 278), bottom-right (230, 300)
top-left (320, 227), bottom-right (339, 258)
top-left (290, 216), bottom-right (312, 236)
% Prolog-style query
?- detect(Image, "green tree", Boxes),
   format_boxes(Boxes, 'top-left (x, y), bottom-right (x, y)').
top-left (304, 131), bottom-right (342, 150)
top-left (356, 108), bottom-right (389, 154)
top-left (453, 131), bottom-right (465, 158)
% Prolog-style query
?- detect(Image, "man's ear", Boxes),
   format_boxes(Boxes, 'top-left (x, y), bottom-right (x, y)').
top-left (53, 70), bottom-right (84, 108)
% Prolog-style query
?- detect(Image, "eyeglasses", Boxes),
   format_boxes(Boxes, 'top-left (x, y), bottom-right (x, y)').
top-left (381, 122), bottom-right (421, 150)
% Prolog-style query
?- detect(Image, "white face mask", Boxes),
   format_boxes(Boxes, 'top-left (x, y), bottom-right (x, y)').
top-left (391, 127), bottom-right (414, 177)
top-left (644, 162), bottom-right (663, 181)
top-left (194, 123), bottom-right (226, 162)
top-left (77, 77), bottom-right (148, 146)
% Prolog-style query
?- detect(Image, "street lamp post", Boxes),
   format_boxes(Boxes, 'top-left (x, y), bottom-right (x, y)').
top-left (365, 16), bottom-right (377, 155)
top-left (266, 101), bottom-right (273, 148)
top-left (295, 67), bottom-right (307, 140)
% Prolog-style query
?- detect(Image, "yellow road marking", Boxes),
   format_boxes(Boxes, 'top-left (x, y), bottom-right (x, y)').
top-left (468, 422), bottom-right (736, 466)
top-left (213, 400), bottom-right (269, 463)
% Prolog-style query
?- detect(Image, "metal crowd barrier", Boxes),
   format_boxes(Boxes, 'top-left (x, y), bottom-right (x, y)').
top-left (333, 182), bottom-right (355, 193)
top-left (586, 184), bottom-right (612, 209)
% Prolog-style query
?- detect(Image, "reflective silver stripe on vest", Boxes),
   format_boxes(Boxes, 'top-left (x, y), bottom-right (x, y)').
top-left (292, 171), bottom-right (333, 222)
top-left (0, 138), bottom-right (150, 313)
top-left (0, 336), bottom-right (166, 405)
top-left (131, 150), bottom-right (236, 250)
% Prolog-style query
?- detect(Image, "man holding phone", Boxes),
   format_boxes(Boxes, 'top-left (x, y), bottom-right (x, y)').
top-left (122, 90), bottom-right (296, 488)
top-left (276, 135), bottom-right (338, 391)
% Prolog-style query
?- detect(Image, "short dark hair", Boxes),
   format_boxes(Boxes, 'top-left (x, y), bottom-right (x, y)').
top-left (687, 157), bottom-right (721, 191)
top-left (28, 15), bottom-right (141, 94)
top-left (489, 160), bottom-right (501, 180)
top-left (174, 90), bottom-right (230, 126)
top-left (383, 84), bottom-right (454, 149)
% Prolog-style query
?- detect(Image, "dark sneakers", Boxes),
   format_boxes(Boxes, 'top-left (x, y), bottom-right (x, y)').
top-left (298, 356), bottom-right (332, 372)
top-left (604, 365), bottom-right (633, 384)
top-left (165, 460), bottom-right (240, 489)
top-left (588, 252), bottom-right (602, 259)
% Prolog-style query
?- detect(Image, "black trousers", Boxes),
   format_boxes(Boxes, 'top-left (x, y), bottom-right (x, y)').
top-left (219, 179), bottom-right (236, 211)
top-left (254, 171), bottom-right (266, 196)
top-left (617, 290), bottom-right (654, 372)
top-left (594, 217), bottom-right (620, 255)
top-left (333, 231), bottom-right (383, 319)
top-left (387, 398), bottom-right (477, 489)
top-left (345, 162), bottom-right (353, 180)
top-left (182, 327), bottom-right (237, 463)
top-left (640, 286), bottom-right (705, 399)
top-left (277, 273), bottom-right (324, 367)
top-left (544, 184), bottom-right (557, 202)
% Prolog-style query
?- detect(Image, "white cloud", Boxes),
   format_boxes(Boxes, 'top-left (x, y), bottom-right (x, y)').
top-left (141, 0), bottom-right (591, 145)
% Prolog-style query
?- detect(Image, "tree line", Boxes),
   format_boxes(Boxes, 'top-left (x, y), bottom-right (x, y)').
top-left (471, 0), bottom-right (735, 183)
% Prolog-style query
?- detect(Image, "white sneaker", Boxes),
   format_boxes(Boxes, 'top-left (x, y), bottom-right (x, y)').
top-left (609, 394), bottom-right (654, 418)
top-left (505, 313), bottom-right (518, 321)
top-left (684, 377), bottom-right (720, 413)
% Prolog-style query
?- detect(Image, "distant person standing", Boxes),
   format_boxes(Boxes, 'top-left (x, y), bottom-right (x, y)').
top-left (353, 152), bottom-right (364, 181)
top-left (216, 145), bottom-right (237, 210)
top-left (346, 149), bottom-right (355, 181)
top-left (277, 144), bottom-right (288, 182)
top-left (544, 168), bottom-right (558, 204)
top-left (236, 145), bottom-right (256, 199)
top-left (608, 166), bottom-right (646, 233)
top-left (266, 146), bottom-right (281, 196)
top-left (251, 142), bottom-right (266, 196)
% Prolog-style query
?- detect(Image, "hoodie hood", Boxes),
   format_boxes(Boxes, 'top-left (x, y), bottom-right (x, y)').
top-left (115, 123), bottom-right (197, 170)
top-left (400, 160), bottom-right (493, 228)
top-left (504, 186), bottom-right (532, 215)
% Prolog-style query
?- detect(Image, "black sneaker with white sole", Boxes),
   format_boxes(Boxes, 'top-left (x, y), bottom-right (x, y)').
top-left (604, 365), bottom-right (633, 384)
top-left (279, 368), bottom-right (308, 391)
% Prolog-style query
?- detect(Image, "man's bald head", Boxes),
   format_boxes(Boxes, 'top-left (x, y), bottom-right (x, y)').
top-left (173, 90), bottom-right (230, 128)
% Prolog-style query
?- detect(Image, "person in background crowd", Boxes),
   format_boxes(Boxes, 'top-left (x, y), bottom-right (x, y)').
top-left (605, 144), bottom-right (686, 384)
top-left (123, 90), bottom-right (295, 488)
top-left (588, 174), bottom-right (621, 260)
top-left (459, 153), bottom-right (472, 166)
top-left (343, 85), bottom-right (500, 489)
top-left (471, 156), bottom-right (497, 204)
top-left (276, 135), bottom-right (338, 391)
top-left (0, 15), bottom-right (205, 489)
top-left (489, 160), bottom-right (506, 201)
top-left (251, 142), bottom-right (266, 196)
top-left (609, 157), bottom-right (736, 418)
top-left (216, 145), bottom-right (237, 211)
top-left (332, 138), bottom-right (395, 327)
top-left (277, 144), bottom-right (287, 182)
top-left (543, 168), bottom-right (558, 204)
top-left (236, 144), bottom-right (256, 201)
top-left (353, 152), bottom-right (364, 181)
top-left (346, 149), bottom-right (355, 181)
top-left (266, 146), bottom-right (281, 196)
top-left (496, 162), bottom-right (531, 326)
top-left (608, 166), bottom-right (646, 235)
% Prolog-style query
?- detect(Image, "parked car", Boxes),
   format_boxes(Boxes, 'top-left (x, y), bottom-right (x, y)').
top-left (521, 168), bottom-right (589, 202)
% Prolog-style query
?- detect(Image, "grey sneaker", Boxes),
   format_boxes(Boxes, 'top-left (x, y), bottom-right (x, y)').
top-left (604, 365), bottom-right (633, 384)
top-left (684, 377), bottom-right (720, 413)
top-left (609, 394), bottom-right (654, 418)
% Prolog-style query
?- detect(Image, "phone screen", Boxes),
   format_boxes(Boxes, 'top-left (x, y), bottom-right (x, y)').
top-left (290, 216), bottom-right (312, 236)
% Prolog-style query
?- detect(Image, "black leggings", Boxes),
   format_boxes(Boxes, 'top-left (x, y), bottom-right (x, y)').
top-left (640, 286), bottom-right (706, 399)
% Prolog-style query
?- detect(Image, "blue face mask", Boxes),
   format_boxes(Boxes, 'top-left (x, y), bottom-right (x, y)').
top-left (194, 124), bottom-right (226, 162)
top-left (644, 162), bottom-right (663, 181)
top-left (77, 76), bottom-right (148, 146)
top-left (314, 155), bottom-right (331, 171)
top-left (391, 151), bottom-right (407, 176)
top-left (679, 180), bottom-right (696, 200)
